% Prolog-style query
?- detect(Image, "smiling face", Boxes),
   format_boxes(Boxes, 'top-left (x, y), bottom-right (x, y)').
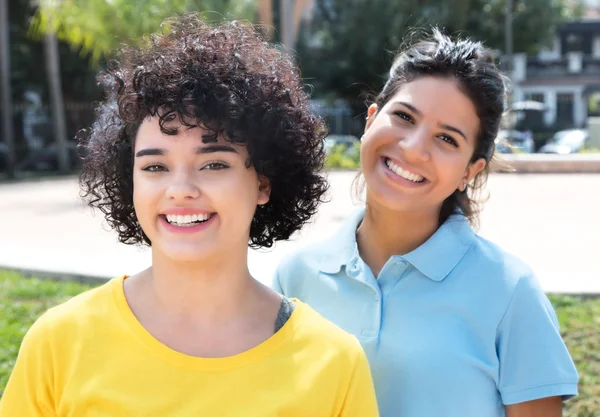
top-left (132, 116), bottom-right (270, 264)
top-left (361, 76), bottom-right (486, 218)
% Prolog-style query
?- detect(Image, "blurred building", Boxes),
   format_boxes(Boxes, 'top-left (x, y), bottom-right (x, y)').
top-left (511, 3), bottom-right (600, 128)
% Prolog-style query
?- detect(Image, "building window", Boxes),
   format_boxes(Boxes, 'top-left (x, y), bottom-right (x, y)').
top-left (565, 34), bottom-right (583, 53)
top-left (556, 93), bottom-right (574, 127)
top-left (527, 93), bottom-right (544, 103)
top-left (523, 93), bottom-right (545, 128)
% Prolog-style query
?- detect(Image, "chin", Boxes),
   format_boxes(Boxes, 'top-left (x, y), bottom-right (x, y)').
top-left (155, 243), bottom-right (218, 265)
top-left (368, 185), bottom-right (427, 213)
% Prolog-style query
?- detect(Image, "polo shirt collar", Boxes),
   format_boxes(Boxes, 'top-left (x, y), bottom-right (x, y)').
top-left (317, 206), bottom-right (476, 281)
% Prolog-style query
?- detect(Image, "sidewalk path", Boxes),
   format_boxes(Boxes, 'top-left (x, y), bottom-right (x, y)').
top-left (1, 172), bottom-right (598, 293)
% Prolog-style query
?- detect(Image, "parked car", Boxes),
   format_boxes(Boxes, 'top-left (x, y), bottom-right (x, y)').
top-left (495, 129), bottom-right (535, 153)
top-left (538, 129), bottom-right (588, 154)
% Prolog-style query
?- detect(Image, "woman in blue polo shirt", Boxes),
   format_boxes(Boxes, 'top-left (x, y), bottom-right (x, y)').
top-left (273, 28), bottom-right (578, 417)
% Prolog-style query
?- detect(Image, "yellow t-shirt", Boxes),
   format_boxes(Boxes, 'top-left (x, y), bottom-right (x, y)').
top-left (0, 276), bottom-right (378, 417)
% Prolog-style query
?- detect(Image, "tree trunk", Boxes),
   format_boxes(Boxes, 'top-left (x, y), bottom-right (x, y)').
top-left (0, 0), bottom-right (16, 178)
top-left (44, 32), bottom-right (69, 173)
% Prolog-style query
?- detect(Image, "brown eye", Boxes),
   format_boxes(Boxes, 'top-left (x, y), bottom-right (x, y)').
top-left (439, 135), bottom-right (459, 147)
top-left (393, 111), bottom-right (414, 124)
top-left (202, 162), bottom-right (229, 171)
top-left (142, 164), bottom-right (167, 172)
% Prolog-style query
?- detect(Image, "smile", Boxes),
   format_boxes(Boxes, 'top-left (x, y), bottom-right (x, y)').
top-left (163, 213), bottom-right (212, 227)
top-left (384, 158), bottom-right (426, 183)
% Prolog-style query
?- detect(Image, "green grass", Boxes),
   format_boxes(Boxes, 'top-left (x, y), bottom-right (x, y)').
top-left (0, 272), bottom-right (598, 415)
top-left (549, 294), bottom-right (600, 416)
top-left (0, 271), bottom-right (98, 391)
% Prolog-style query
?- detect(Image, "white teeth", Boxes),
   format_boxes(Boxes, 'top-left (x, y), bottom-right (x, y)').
top-left (165, 213), bottom-right (211, 225)
top-left (385, 159), bottom-right (425, 183)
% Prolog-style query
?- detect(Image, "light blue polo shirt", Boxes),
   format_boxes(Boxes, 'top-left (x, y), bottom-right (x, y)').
top-left (273, 207), bottom-right (578, 417)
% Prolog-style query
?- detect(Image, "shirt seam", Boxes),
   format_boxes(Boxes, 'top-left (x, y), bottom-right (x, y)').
top-left (502, 380), bottom-right (579, 394)
top-left (495, 272), bottom-right (528, 335)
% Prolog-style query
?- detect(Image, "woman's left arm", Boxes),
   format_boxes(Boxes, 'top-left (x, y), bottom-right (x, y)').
top-left (506, 396), bottom-right (562, 417)
top-left (496, 273), bottom-right (578, 408)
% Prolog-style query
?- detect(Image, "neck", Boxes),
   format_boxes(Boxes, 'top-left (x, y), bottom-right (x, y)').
top-left (357, 196), bottom-right (440, 277)
top-left (137, 246), bottom-right (266, 322)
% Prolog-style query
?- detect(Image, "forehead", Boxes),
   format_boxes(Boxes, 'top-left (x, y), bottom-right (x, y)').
top-left (385, 77), bottom-right (479, 136)
top-left (135, 116), bottom-right (239, 149)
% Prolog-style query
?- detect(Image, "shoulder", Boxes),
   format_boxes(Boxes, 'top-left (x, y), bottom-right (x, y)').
top-left (460, 235), bottom-right (553, 322)
top-left (291, 300), bottom-right (364, 359)
top-left (277, 240), bottom-right (330, 276)
top-left (274, 237), bottom-right (348, 297)
top-left (275, 209), bottom-right (364, 290)
top-left (468, 234), bottom-right (537, 289)
top-left (25, 278), bottom-right (117, 345)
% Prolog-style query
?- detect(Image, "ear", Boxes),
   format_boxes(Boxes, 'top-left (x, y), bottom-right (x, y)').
top-left (460, 158), bottom-right (486, 191)
top-left (257, 174), bottom-right (271, 206)
top-left (364, 104), bottom-right (378, 133)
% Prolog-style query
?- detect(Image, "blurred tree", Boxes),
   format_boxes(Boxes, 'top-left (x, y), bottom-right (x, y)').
top-left (296, 0), bottom-right (583, 119)
top-left (2, 0), bottom-right (100, 175)
top-left (30, 0), bottom-right (258, 62)
top-left (26, 0), bottom-right (256, 173)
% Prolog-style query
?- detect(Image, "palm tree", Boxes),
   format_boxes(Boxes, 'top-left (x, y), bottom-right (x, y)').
top-left (29, 0), bottom-right (257, 174)
top-left (0, 0), bottom-right (16, 177)
top-left (44, 30), bottom-right (69, 173)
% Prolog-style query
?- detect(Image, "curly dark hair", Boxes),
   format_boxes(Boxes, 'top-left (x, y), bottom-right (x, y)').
top-left (79, 15), bottom-right (328, 248)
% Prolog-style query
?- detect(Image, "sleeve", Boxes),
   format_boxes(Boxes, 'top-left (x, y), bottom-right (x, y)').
top-left (496, 273), bottom-right (579, 405)
top-left (339, 341), bottom-right (380, 417)
top-left (0, 315), bottom-right (56, 416)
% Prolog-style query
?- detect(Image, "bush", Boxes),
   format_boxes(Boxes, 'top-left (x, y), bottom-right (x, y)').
top-left (578, 147), bottom-right (600, 154)
top-left (324, 143), bottom-right (360, 169)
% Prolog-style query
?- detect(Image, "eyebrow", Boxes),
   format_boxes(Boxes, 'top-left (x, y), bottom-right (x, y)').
top-left (135, 145), bottom-right (238, 157)
top-left (196, 145), bottom-right (238, 154)
top-left (395, 101), bottom-right (468, 142)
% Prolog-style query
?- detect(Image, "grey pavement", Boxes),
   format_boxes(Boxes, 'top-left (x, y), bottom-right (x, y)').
top-left (0, 172), bottom-right (598, 293)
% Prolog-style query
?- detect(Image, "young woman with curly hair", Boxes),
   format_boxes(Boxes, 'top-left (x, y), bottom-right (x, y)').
top-left (0, 15), bottom-right (378, 417)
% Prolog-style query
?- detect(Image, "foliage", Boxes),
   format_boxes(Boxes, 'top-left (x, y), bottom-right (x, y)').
top-left (30, 0), bottom-right (258, 62)
top-left (324, 143), bottom-right (360, 169)
top-left (578, 147), bottom-right (600, 154)
top-left (8, 0), bottom-right (100, 103)
top-left (296, 0), bottom-right (582, 116)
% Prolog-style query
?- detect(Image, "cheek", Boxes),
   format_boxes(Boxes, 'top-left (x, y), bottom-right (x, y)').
top-left (362, 123), bottom-right (403, 158)
top-left (433, 153), bottom-right (470, 184)
top-left (132, 175), bottom-right (158, 219)
top-left (210, 171), bottom-right (260, 208)
top-left (360, 132), bottom-right (385, 168)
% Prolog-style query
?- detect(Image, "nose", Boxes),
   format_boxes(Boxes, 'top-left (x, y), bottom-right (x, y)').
top-left (398, 127), bottom-right (431, 161)
top-left (165, 170), bottom-right (201, 200)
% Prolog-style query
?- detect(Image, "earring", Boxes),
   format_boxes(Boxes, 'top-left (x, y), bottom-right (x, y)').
top-left (462, 181), bottom-right (468, 191)
top-left (360, 135), bottom-right (365, 142)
